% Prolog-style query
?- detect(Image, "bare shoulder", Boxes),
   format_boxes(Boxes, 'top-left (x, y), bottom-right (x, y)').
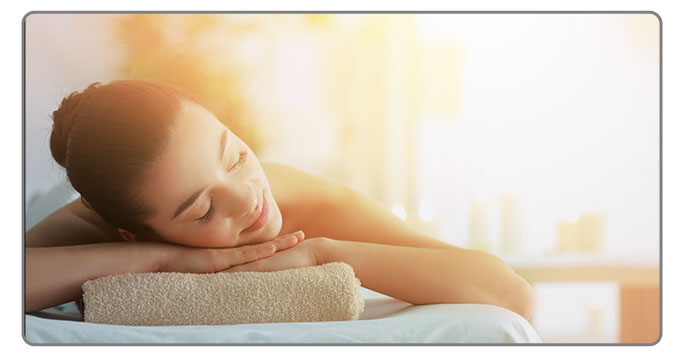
top-left (260, 161), bottom-right (352, 235)
top-left (26, 198), bottom-right (123, 247)
top-left (261, 161), bottom-right (348, 206)
top-left (261, 161), bottom-right (453, 249)
top-left (261, 161), bottom-right (340, 187)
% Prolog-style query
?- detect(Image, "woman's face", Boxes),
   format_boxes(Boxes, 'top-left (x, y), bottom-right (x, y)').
top-left (139, 100), bottom-right (283, 248)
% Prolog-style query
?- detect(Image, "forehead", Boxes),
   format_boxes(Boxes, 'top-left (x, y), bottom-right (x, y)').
top-left (168, 101), bottom-right (223, 151)
top-left (140, 101), bottom-right (224, 218)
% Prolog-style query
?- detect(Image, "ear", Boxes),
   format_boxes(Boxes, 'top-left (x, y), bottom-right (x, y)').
top-left (118, 228), bottom-right (137, 243)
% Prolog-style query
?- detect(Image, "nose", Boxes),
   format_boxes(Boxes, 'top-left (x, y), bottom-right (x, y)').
top-left (213, 181), bottom-right (258, 218)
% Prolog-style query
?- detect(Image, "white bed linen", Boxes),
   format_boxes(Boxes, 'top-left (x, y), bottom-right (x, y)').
top-left (25, 288), bottom-right (541, 344)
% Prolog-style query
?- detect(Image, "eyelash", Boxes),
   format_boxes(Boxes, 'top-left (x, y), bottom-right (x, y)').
top-left (197, 151), bottom-right (248, 225)
top-left (198, 196), bottom-right (216, 225)
top-left (229, 151), bottom-right (248, 171)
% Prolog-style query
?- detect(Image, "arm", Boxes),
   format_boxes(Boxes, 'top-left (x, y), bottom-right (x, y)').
top-left (320, 185), bottom-right (533, 316)
top-left (25, 199), bottom-right (154, 311)
top-left (25, 198), bottom-right (147, 311)
top-left (24, 198), bottom-right (306, 312)
top-left (257, 163), bottom-right (534, 319)
top-left (26, 198), bottom-right (123, 247)
top-left (25, 233), bottom-right (303, 313)
top-left (26, 242), bottom-right (162, 313)
top-left (315, 238), bottom-right (534, 320)
top-left (317, 187), bottom-right (533, 319)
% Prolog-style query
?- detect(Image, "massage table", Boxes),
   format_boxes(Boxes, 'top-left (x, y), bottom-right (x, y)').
top-left (25, 288), bottom-right (541, 344)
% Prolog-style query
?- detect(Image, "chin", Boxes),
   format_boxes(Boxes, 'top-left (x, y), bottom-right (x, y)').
top-left (245, 191), bottom-right (283, 245)
top-left (263, 209), bottom-right (283, 242)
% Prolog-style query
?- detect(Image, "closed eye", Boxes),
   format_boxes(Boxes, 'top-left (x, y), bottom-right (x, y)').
top-left (228, 151), bottom-right (247, 172)
top-left (197, 196), bottom-right (216, 225)
top-left (197, 152), bottom-right (247, 225)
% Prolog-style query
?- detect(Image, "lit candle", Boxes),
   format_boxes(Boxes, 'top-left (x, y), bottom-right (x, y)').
top-left (557, 212), bottom-right (580, 252)
top-left (556, 213), bottom-right (605, 252)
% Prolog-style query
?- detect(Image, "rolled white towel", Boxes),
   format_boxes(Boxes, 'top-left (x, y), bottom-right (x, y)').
top-left (81, 262), bottom-right (364, 326)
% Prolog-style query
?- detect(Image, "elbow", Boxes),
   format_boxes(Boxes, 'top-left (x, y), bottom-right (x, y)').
top-left (443, 251), bottom-right (535, 320)
top-left (490, 253), bottom-right (533, 320)
top-left (484, 252), bottom-right (534, 320)
top-left (510, 274), bottom-right (534, 320)
top-left (480, 252), bottom-right (535, 320)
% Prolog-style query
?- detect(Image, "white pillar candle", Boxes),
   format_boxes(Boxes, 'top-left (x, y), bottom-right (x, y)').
top-left (468, 200), bottom-right (489, 251)
top-left (558, 221), bottom-right (578, 252)
top-left (578, 213), bottom-right (606, 252)
top-left (500, 195), bottom-right (519, 255)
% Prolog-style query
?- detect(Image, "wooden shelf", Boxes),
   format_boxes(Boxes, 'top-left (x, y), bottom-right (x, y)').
top-left (504, 252), bottom-right (660, 343)
top-left (504, 253), bottom-right (659, 287)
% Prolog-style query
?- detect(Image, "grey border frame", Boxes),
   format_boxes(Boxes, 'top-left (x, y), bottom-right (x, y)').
top-left (21, 10), bottom-right (663, 347)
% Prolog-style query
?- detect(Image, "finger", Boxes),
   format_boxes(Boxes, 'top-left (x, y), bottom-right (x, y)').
top-left (270, 230), bottom-right (304, 250)
top-left (226, 231), bottom-right (300, 269)
top-left (224, 261), bottom-right (257, 273)
top-left (280, 230), bottom-right (304, 243)
top-left (251, 243), bottom-right (277, 260)
top-left (272, 234), bottom-right (298, 251)
top-left (273, 230), bottom-right (303, 241)
top-left (226, 243), bottom-right (275, 267)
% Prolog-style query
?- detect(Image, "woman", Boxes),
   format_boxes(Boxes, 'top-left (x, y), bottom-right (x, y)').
top-left (26, 80), bottom-right (533, 319)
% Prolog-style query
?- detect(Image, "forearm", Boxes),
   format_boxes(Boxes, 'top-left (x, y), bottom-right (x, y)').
top-left (25, 233), bottom-right (306, 313)
top-left (316, 239), bottom-right (533, 319)
top-left (25, 242), bottom-right (165, 313)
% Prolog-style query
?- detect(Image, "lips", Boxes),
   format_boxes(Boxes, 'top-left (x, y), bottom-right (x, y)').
top-left (241, 194), bottom-right (269, 233)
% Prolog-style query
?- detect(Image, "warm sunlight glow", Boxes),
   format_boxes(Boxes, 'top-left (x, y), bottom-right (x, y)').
top-left (391, 204), bottom-right (407, 221)
top-left (26, 13), bottom-right (659, 343)
top-left (418, 199), bottom-right (434, 222)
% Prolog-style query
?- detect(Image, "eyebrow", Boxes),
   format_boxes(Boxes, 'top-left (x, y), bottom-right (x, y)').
top-left (171, 188), bottom-right (206, 220)
top-left (171, 129), bottom-right (228, 220)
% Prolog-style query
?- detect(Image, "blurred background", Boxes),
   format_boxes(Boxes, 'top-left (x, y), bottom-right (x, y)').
top-left (25, 13), bottom-right (660, 343)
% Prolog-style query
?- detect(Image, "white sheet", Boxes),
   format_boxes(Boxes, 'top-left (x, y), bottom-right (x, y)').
top-left (25, 288), bottom-right (541, 344)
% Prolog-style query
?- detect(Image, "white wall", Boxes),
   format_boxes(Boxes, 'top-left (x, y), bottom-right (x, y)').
top-left (25, 14), bottom-right (123, 202)
top-left (25, 14), bottom-right (660, 260)
top-left (416, 14), bottom-right (659, 258)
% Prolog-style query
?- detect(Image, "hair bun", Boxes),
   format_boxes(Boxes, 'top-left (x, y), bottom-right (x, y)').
top-left (50, 82), bottom-right (101, 168)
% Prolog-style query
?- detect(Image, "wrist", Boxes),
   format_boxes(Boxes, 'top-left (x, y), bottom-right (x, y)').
top-left (131, 241), bottom-right (176, 273)
top-left (310, 237), bottom-right (339, 265)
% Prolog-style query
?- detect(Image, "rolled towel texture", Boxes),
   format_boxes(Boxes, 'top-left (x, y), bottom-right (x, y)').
top-left (81, 262), bottom-right (364, 326)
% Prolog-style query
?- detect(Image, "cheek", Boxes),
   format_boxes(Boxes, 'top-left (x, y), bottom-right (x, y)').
top-left (177, 221), bottom-right (239, 248)
top-left (264, 200), bottom-right (284, 240)
top-left (209, 223), bottom-right (241, 247)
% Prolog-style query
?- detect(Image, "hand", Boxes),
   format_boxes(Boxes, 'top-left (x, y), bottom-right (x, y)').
top-left (157, 231), bottom-right (305, 273)
top-left (223, 237), bottom-right (330, 273)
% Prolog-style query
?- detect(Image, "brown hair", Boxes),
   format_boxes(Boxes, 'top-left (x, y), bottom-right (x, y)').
top-left (50, 79), bottom-right (199, 240)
